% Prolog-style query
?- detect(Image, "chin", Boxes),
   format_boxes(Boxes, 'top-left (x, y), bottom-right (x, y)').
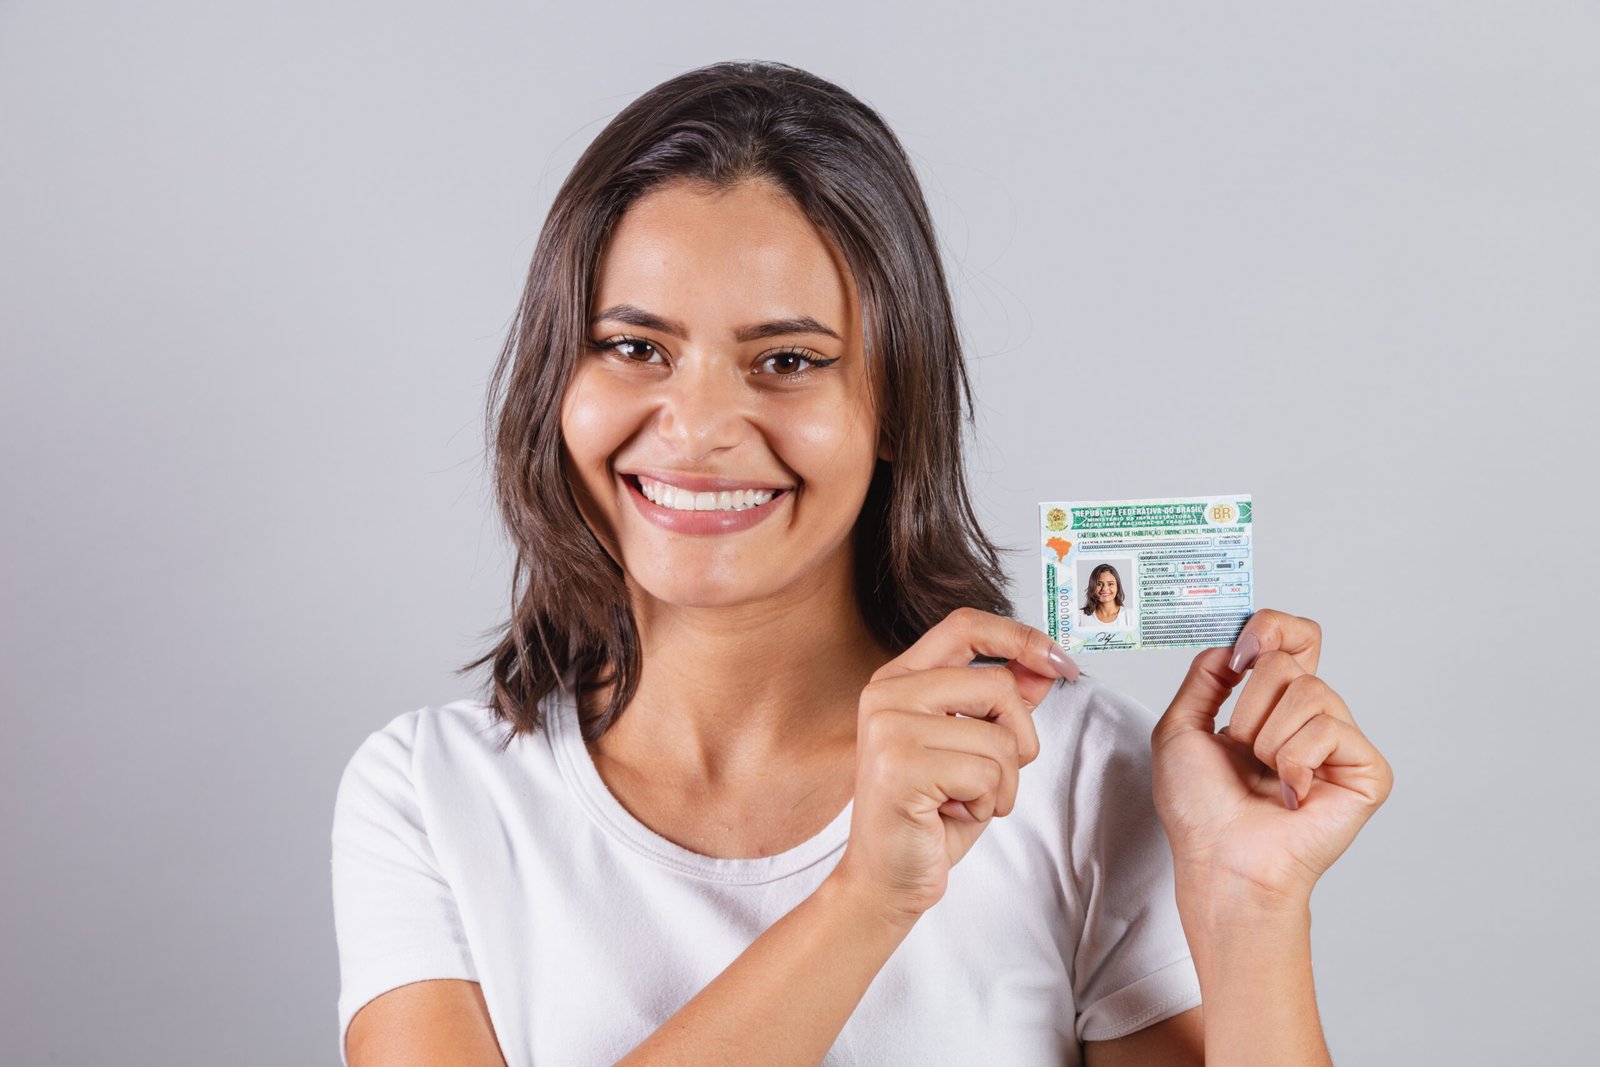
top-left (626, 562), bottom-right (779, 611)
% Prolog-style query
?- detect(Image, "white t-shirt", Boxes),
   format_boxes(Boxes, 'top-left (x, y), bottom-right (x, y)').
top-left (1079, 606), bottom-right (1134, 631)
top-left (331, 673), bottom-right (1201, 1065)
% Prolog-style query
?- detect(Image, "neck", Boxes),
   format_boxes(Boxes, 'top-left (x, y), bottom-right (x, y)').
top-left (1097, 602), bottom-right (1117, 618)
top-left (587, 557), bottom-right (895, 787)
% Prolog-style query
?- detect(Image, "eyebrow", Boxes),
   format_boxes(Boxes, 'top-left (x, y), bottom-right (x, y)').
top-left (590, 303), bottom-right (841, 343)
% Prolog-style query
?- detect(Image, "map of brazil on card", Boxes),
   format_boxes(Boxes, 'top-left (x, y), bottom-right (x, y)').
top-left (1041, 495), bottom-right (1253, 653)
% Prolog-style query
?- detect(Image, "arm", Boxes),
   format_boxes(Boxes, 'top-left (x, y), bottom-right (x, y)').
top-left (1082, 888), bottom-right (1325, 1067)
top-left (347, 979), bottom-right (509, 1067)
top-left (333, 716), bottom-right (490, 1065)
top-left (1084, 1006), bottom-right (1204, 1066)
top-left (342, 874), bottom-right (915, 1067)
top-left (1173, 882), bottom-right (1327, 1066)
top-left (1084, 879), bottom-right (1324, 1065)
top-left (1147, 609), bottom-right (1393, 1066)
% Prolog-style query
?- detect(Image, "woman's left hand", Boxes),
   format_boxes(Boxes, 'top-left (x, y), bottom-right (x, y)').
top-left (1150, 609), bottom-right (1394, 906)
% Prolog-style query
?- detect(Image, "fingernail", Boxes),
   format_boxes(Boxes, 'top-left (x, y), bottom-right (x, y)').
top-left (1229, 633), bottom-right (1261, 673)
top-left (1280, 779), bottom-right (1299, 811)
top-left (1047, 645), bottom-right (1081, 683)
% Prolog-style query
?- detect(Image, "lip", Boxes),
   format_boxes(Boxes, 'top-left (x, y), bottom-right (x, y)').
top-left (621, 474), bottom-right (791, 535)
top-left (619, 468), bottom-right (792, 493)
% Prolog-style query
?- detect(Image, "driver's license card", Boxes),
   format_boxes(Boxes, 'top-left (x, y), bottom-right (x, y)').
top-left (1040, 494), bottom-right (1253, 653)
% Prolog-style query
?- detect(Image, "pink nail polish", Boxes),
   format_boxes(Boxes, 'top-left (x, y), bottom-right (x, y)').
top-left (1229, 633), bottom-right (1261, 673)
top-left (1280, 779), bottom-right (1299, 811)
top-left (1046, 645), bottom-right (1080, 682)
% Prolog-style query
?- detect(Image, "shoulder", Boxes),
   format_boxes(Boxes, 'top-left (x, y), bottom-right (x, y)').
top-left (334, 701), bottom-right (520, 814)
top-left (1022, 675), bottom-right (1183, 905)
top-left (1021, 674), bottom-right (1165, 830)
top-left (1031, 673), bottom-right (1159, 759)
top-left (339, 700), bottom-right (510, 767)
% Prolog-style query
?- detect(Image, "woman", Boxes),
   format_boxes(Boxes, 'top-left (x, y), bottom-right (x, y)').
top-left (1079, 563), bottom-right (1134, 631)
top-left (332, 61), bottom-right (1393, 1066)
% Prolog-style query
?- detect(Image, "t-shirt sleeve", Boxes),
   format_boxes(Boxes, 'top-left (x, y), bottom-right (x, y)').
top-left (330, 710), bottom-right (478, 1064)
top-left (1065, 682), bottom-right (1202, 1042)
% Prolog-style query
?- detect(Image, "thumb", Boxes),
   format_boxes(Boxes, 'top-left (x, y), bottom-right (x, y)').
top-left (1154, 646), bottom-right (1243, 741)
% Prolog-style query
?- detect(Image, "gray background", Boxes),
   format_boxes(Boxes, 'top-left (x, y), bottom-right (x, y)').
top-left (3, 1), bottom-right (1595, 1063)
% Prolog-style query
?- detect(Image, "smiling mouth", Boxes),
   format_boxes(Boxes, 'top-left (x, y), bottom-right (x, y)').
top-left (626, 475), bottom-right (790, 513)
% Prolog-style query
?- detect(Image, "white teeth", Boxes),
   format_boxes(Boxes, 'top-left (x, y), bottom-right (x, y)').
top-left (637, 477), bottom-right (777, 512)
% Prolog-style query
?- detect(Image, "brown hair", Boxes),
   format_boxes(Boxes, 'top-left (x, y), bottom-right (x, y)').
top-left (1081, 563), bottom-right (1126, 615)
top-left (460, 60), bottom-right (1012, 746)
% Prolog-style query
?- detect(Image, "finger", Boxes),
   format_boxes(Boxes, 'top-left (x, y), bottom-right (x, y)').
top-left (917, 745), bottom-right (1010, 823)
top-left (1153, 646), bottom-right (1239, 741)
top-left (1247, 673), bottom-right (1356, 772)
top-left (1219, 650), bottom-right (1303, 747)
top-left (1230, 608), bottom-right (1323, 676)
top-left (1004, 657), bottom-right (1061, 713)
top-left (923, 721), bottom-right (1020, 817)
top-left (879, 607), bottom-right (1076, 691)
top-left (1274, 713), bottom-right (1393, 808)
top-left (961, 655), bottom-right (1057, 712)
top-left (862, 667), bottom-right (1039, 766)
top-left (863, 707), bottom-right (1022, 816)
top-left (940, 798), bottom-right (982, 822)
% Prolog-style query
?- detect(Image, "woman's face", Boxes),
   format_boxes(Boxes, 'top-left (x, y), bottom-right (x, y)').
top-left (560, 178), bottom-right (883, 611)
top-left (1093, 571), bottom-right (1119, 604)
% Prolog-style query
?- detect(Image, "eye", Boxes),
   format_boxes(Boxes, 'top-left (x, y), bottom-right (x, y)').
top-left (754, 349), bottom-right (840, 379)
top-left (590, 335), bottom-right (667, 364)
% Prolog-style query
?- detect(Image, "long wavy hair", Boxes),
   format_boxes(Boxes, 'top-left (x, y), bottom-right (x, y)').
top-left (459, 60), bottom-right (1013, 746)
top-left (1081, 563), bottom-right (1126, 615)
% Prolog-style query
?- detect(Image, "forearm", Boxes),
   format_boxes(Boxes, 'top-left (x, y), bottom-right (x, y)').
top-left (616, 874), bottom-right (916, 1066)
top-left (1174, 874), bottom-right (1331, 1067)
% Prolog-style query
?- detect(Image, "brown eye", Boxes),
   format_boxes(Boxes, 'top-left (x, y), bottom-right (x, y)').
top-left (768, 352), bottom-right (805, 374)
top-left (755, 349), bottom-right (838, 377)
top-left (616, 339), bottom-right (661, 363)
top-left (591, 336), bottom-right (666, 364)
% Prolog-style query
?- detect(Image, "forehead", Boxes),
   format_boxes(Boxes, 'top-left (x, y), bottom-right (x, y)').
top-left (592, 179), bottom-right (858, 338)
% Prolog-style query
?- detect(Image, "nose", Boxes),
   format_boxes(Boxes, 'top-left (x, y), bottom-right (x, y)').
top-left (654, 360), bottom-right (750, 463)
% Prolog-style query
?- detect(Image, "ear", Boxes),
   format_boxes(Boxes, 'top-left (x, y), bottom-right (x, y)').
top-left (876, 431), bottom-right (896, 463)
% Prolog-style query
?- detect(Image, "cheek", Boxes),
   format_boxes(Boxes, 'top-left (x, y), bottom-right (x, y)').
top-left (782, 394), bottom-right (878, 482)
top-left (561, 369), bottom-right (636, 476)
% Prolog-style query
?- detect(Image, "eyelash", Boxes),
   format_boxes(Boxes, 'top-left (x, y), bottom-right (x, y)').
top-left (586, 335), bottom-right (840, 381)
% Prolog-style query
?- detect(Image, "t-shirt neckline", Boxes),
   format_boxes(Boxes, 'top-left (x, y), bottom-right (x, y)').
top-left (546, 678), bottom-right (853, 885)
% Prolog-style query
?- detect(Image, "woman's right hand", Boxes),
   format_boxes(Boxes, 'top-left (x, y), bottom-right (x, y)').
top-left (829, 608), bottom-right (1078, 925)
